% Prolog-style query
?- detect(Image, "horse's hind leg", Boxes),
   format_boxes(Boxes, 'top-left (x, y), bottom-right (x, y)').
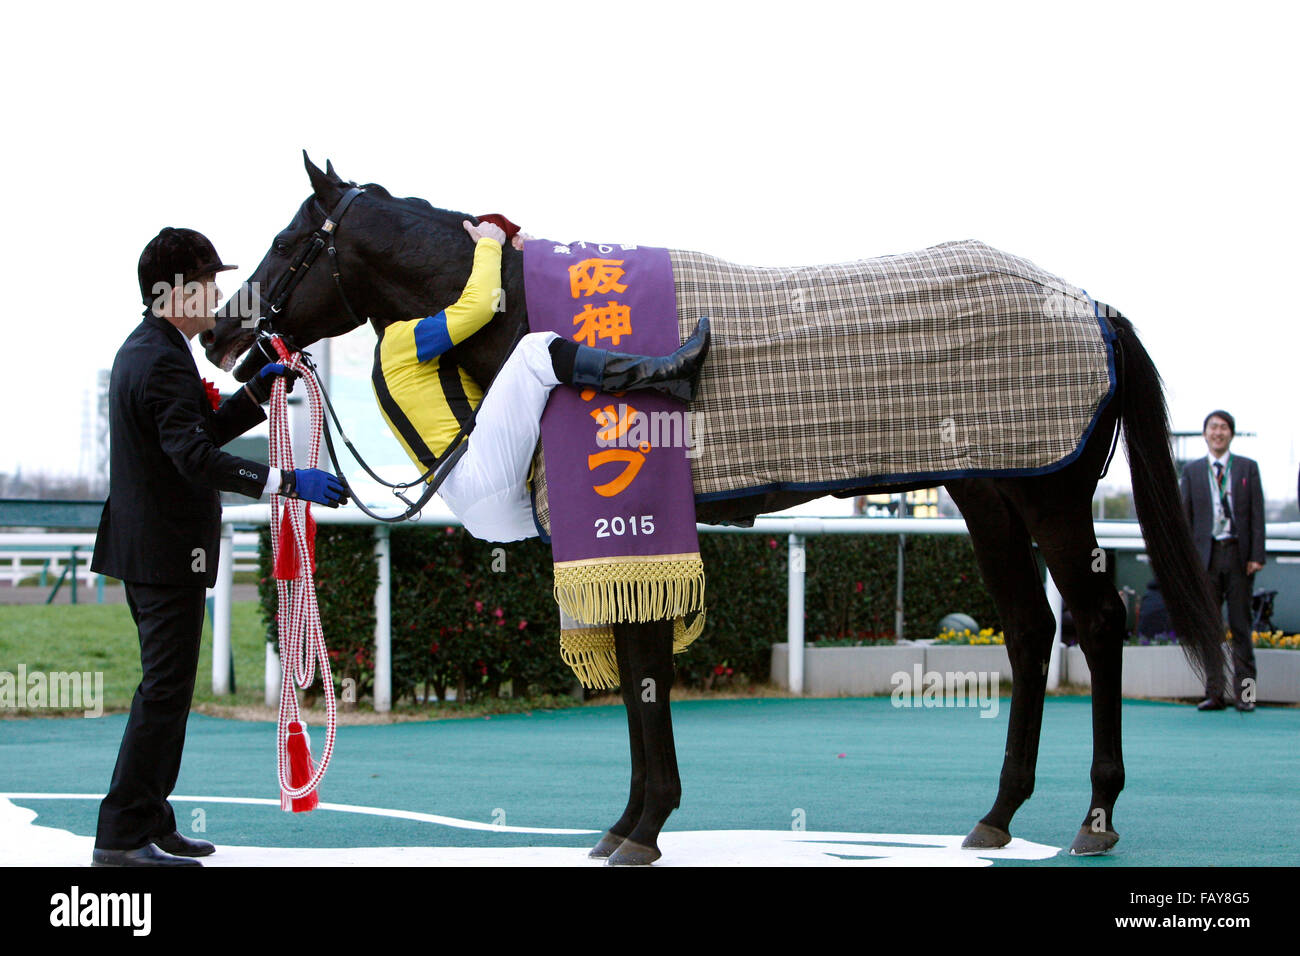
top-left (605, 619), bottom-right (681, 866)
top-left (947, 479), bottom-right (1059, 849)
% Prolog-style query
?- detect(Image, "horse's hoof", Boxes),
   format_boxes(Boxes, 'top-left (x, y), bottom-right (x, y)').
top-left (606, 838), bottom-right (661, 866)
top-left (588, 831), bottom-right (626, 859)
top-left (962, 822), bottom-right (1012, 849)
top-left (1069, 826), bottom-right (1119, 856)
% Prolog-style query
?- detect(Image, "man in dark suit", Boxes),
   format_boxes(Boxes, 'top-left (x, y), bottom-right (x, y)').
top-left (90, 227), bottom-right (348, 866)
top-left (1179, 409), bottom-right (1264, 712)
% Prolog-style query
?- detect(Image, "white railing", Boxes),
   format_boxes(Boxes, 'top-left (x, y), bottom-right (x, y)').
top-left (214, 502), bottom-right (1300, 711)
top-left (0, 532), bottom-right (261, 589)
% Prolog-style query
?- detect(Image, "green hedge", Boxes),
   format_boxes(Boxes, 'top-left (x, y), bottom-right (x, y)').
top-left (258, 525), bottom-right (999, 702)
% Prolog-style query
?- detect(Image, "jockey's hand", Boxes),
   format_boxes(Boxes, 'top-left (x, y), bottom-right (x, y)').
top-left (464, 219), bottom-right (506, 245)
top-left (511, 231), bottom-right (533, 251)
top-left (244, 363), bottom-right (298, 405)
top-left (282, 468), bottom-right (350, 508)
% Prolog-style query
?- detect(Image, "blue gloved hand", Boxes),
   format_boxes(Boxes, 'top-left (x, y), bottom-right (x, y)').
top-left (244, 363), bottom-right (299, 405)
top-left (282, 468), bottom-right (349, 508)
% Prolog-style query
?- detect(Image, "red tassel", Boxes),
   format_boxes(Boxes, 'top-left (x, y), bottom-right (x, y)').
top-left (304, 505), bottom-right (317, 575)
top-left (273, 509), bottom-right (298, 580)
top-left (284, 721), bottom-right (319, 813)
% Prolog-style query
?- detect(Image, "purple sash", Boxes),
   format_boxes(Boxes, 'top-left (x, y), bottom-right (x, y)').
top-left (524, 240), bottom-right (705, 685)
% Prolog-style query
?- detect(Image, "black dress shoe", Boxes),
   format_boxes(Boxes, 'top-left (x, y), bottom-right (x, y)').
top-left (1235, 700), bottom-right (1256, 712)
top-left (1197, 697), bottom-right (1227, 711)
top-left (92, 843), bottom-right (202, 867)
top-left (153, 831), bottom-right (216, 857)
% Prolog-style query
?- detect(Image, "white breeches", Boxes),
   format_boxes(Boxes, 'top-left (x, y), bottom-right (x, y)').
top-left (438, 331), bottom-right (560, 542)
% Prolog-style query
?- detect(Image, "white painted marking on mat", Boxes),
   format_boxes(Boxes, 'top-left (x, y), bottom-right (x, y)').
top-left (0, 795), bottom-right (1061, 867)
top-left (0, 793), bottom-right (594, 834)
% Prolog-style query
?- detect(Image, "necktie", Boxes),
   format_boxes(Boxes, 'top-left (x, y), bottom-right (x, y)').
top-left (1213, 462), bottom-right (1232, 536)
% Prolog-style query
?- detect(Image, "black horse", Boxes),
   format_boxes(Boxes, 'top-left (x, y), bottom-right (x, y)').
top-left (204, 154), bottom-right (1224, 864)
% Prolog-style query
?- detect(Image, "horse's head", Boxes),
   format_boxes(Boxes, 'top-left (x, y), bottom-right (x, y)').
top-left (204, 151), bottom-right (507, 382)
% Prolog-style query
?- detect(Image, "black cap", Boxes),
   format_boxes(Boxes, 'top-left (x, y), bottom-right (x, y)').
top-left (138, 227), bottom-right (237, 305)
top-left (1203, 409), bottom-right (1235, 434)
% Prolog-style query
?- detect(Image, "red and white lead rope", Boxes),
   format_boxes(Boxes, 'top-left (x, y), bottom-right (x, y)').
top-left (267, 337), bottom-right (336, 811)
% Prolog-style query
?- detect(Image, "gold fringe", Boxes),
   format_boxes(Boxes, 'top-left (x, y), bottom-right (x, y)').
top-left (553, 556), bottom-right (705, 626)
top-left (674, 608), bottom-right (707, 652)
top-left (559, 609), bottom-right (709, 690)
top-left (559, 626), bottom-right (618, 690)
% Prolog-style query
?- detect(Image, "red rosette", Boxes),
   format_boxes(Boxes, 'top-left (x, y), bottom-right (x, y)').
top-left (202, 379), bottom-right (221, 412)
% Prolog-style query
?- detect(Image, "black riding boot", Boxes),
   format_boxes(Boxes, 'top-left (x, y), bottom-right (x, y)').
top-left (553, 316), bottom-right (710, 404)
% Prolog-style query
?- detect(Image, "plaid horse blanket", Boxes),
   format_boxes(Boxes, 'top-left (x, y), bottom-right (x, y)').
top-left (530, 238), bottom-right (1115, 533)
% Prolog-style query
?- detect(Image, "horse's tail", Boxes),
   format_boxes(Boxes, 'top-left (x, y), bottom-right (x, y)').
top-left (1110, 311), bottom-right (1225, 685)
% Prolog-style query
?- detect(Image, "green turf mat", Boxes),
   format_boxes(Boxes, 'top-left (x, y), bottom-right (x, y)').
top-left (2, 697), bottom-right (1295, 865)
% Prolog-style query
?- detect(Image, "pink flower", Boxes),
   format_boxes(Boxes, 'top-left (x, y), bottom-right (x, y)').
top-left (713, 664), bottom-right (725, 676)
top-left (493, 607), bottom-right (504, 619)
top-left (445, 527), bottom-right (456, 535)
top-left (768, 538), bottom-right (778, 549)
top-left (474, 600), bottom-right (483, 613)
top-left (518, 620), bottom-right (528, 630)
top-left (855, 581), bottom-right (864, 593)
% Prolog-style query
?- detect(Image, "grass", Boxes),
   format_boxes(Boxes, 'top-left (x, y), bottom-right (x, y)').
top-left (0, 600), bottom-right (271, 714)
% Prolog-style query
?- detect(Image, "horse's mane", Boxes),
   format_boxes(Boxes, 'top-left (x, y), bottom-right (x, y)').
top-left (309, 182), bottom-right (469, 229)
top-left (365, 183), bottom-right (471, 225)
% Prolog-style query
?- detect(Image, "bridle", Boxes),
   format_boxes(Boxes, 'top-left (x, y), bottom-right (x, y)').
top-left (257, 185), bottom-right (369, 345)
top-left (250, 183), bottom-right (524, 522)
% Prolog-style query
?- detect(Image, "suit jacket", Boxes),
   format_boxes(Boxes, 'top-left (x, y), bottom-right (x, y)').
top-left (91, 313), bottom-right (269, 588)
top-left (1179, 453), bottom-right (1266, 573)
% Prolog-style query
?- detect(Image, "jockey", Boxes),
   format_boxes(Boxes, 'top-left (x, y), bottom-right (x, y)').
top-left (371, 219), bottom-right (709, 542)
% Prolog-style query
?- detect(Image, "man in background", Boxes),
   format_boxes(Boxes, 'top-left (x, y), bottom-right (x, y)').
top-left (1179, 410), bottom-right (1263, 712)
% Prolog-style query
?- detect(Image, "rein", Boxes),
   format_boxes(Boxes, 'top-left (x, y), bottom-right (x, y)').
top-left (267, 340), bottom-right (334, 812)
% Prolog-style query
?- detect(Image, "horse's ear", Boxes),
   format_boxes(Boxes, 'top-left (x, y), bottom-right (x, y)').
top-left (325, 159), bottom-right (341, 181)
top-left (303, 150), bottom-right (336, 199)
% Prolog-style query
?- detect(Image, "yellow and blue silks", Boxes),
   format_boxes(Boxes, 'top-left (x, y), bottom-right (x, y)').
top-left (370, 237), bottom-right (502, 470)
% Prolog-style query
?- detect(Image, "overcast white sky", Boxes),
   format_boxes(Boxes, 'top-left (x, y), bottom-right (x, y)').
top-left (2, 1), bottom-right (1296, 502)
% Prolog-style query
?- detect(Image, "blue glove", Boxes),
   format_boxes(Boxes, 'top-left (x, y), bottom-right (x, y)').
top-left (283, 468), bottom-right (349, 508)
top-left (244, 363), bottom-right (299, 405)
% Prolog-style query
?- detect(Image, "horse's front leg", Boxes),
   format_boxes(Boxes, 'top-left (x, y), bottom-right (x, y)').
top-left (587, 627), bottom-right (649, 859)
top-left (605, 619), bottom-right (680, 866)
